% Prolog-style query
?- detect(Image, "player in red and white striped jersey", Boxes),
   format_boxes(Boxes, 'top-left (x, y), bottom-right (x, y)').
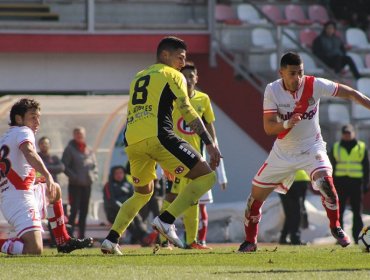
top-left (0, 98), bottom-right (93, 255)
top-left (238, 52), bottom-right (370, 252)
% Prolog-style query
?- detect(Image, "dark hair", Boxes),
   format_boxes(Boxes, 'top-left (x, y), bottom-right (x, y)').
top-left (109, 165), bottom-right (126, 183)
top-left (156, 36), bottom-right (187, 59)
top-left (181, 61), bottom-right (197, 73)
top-left (280, 52), bottom-right (302, 68)
top-left (9, 98), bottom-right (40, 126)
top-left (324, 20), bottom-right (336, 30)
top-left (38, 136), bottom-right (50, 145)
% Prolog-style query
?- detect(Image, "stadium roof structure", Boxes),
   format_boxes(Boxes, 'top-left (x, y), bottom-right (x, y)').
top-left (0, 95), bottom-right (129, 203)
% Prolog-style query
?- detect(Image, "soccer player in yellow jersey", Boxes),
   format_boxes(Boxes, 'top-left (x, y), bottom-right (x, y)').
top-left (161, 62), bottom-right (227, 249)
top-left (101, 36), bottom-right (221, 254)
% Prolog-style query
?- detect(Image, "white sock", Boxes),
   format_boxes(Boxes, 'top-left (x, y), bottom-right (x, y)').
top-left (1, 238), bottom-right (24, 255)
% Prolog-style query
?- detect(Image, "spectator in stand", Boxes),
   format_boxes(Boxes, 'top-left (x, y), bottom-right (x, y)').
top-left (103, 165), bottom-right (157, 245)
top-left (329, 124), bottom-right (369, 243)
top-left (312, 20), bottom-right (361, 79)
top-left (37, 136), bottom-right (66, 247)
top-left (62, 127), bottom-right (98, 239)
top-left (279, 170), bottom-right (309, 245)
top-left (329, 0), bottom-right (370, 31)
top-left (38, 136), bottom-right (64, 183)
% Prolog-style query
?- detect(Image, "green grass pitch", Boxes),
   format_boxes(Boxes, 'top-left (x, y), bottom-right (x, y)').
top-left (1, 244), bottom-right (369, 280)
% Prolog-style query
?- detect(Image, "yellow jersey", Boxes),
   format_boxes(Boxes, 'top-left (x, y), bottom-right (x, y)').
top-left (173, 90), bottom-right (215, 152)
top-left (124, 63), bottom-right (199, 146)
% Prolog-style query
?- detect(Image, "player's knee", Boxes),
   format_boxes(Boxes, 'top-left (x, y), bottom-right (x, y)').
top-left (315, 176), bottom-right (338, 203)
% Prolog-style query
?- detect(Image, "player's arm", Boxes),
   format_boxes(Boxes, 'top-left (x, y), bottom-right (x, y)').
top-left (336, 83), bottom-right (370, 109)
top-left (175, 96), bottom-right (221, 169)
top-left (20, 142), bottom-right (57, 200)
top-left (205, 121), bottom-right (227, 189)
top-left (263, 112), bottom-right (302, 136)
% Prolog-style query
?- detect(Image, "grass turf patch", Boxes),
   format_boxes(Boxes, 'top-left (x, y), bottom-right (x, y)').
top-left (1, 244), bottom-right (369, 280)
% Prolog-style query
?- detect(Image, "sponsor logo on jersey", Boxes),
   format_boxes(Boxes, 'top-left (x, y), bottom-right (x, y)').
top-left (175, 166), bottom-right (184, 174)
top-left (308, 97), bottom-right (315, 106)
top-left (177, 117), bottom-right (195, 135)
top-left (133, 177), bottom-right (140, 184)
top-left (278, 104), bottom-right (318, 120)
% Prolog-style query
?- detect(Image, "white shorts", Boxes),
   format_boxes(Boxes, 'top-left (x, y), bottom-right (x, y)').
top-left (252, 141), bottom-right (332, 194)
top-left (0, 183), bottom-right (47, 237)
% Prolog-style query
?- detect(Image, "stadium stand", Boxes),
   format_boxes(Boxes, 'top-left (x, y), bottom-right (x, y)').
top-left (307, 4), bottom-right (330, 25)
top-left (215, 4), bottom-right (241, 25)
top-left (347, 52), bottom-right (370, 76)
top-left (299, 28), bottom-right (318, 48)
top-left (284, 4), bottom-right (313, 25)
top-left (0, 3), bottom-right (58, 21)
top-left (236, 3), bottom-right (267, 24)
top-left (345, 27), bottom-right (370, 50)
top-left (261, 4), bottom-right (289, 25)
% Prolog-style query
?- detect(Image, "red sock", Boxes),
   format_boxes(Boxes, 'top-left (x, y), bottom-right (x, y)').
top-left (48, 199), bottom-right (71, 246)
top-left (198, 204), bottom-right (208, 242)
top-left (244, 198), bottom-right (264, 244)
top-left (321, 177), bottom-right (340, 228)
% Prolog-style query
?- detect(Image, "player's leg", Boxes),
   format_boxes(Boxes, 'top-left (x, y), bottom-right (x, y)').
top-left (0, 188), bottom-right (44, 255)
top-left (313, 171), bottom-right (350, 247)
top-left (333, 178), bottom-right (347, 228)
top-left (183, 203), bottom-right (199, 248)
top-left (153, 137), bottom-right (216, 248)
top-left (77, 185), bottom-right (91, 239)
top-left (238, 147), bottom-right (296, 253)
top-left (45, 183), bottom-right (93, 253)
top-left (102, 140), bottom-right (155, 254)
top-left (349, 181), bottom-right (364, 243)
top-left (198, 203), bottom-right (208, 245)
top-left (197, 190), bottom-right (213, 248)
top-left (238, 185), bottom-right (274, 253)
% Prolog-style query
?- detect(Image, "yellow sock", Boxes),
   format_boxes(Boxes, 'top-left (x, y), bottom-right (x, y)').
top-left (166, 171), bottom-right (216, 218)
top-left (111, 191), bottom-right (153, 235)
top-left (159, 199), bottom-right (171, 244)
top-left (183, 203), bottom-right (199, 245)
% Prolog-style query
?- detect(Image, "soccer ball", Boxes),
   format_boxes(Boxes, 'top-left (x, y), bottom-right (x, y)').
top-left (358, 226), bottom-right (370, 252)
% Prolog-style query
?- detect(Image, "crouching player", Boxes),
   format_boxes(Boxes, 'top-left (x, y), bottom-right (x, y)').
top-left (0, 98), bottom-right (93, 255)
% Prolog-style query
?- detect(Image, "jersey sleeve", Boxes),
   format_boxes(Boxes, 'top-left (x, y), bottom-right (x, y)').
top-left (314, 77), bottom-right (339, 98)
top-left (202, 95), bottom-right (216, 124)
top-left (171, 72), bottom-right (200, 124)
top-left (263, 84), bottom-right (278, 114)
top-left (16, 127), bottom-right (35, 149)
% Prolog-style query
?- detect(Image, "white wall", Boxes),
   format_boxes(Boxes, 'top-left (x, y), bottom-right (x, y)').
top-left (0, 53), bottom-right (153, 92)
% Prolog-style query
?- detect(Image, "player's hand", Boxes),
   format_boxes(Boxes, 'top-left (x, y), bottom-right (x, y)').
top-left (45, 176), bottom-right (58, 201)
top-left (288, 113), bottom-right (302, 128)
top-left (220, 183), bottom-right (227, 191)
top-left (206, 144), bottom-right (221, 170)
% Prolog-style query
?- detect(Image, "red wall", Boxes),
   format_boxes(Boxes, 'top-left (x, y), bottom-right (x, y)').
top-left (190, 53), bottom-right (274, 151)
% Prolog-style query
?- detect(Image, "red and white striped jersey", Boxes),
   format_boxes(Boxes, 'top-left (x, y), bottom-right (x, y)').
top-left (263, 76), bottom-right (339, 153)
top-left (0, 126), bottom-right (36, 194)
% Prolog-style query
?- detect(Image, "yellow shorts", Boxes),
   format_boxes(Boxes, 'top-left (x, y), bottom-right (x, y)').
top-left (125, 135), bottom-right (202, 187)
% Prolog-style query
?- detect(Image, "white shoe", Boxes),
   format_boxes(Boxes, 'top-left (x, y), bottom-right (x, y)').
top-left (152, 216), bottom-right (184, 248)
top-left (101, 239), bottom-right (123, 255)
